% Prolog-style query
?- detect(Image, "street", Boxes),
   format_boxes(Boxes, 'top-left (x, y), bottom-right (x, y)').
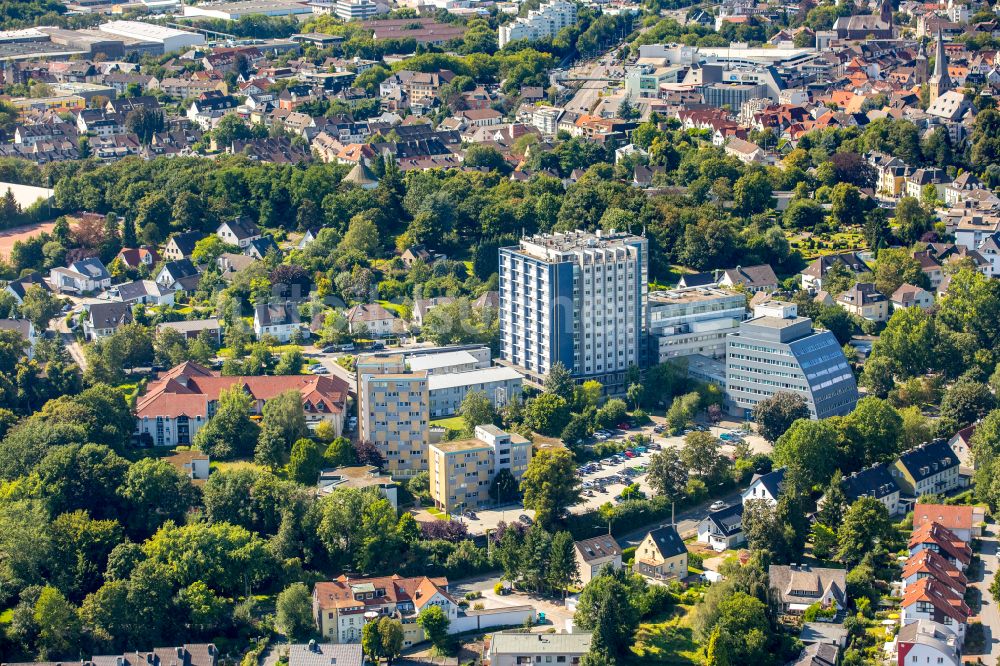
top-left (972, 523), bottom-right (1000, 665)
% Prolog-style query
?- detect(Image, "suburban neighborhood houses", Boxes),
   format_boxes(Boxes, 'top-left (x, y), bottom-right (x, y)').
top-left (4, 0), bottom-right (1000, 663)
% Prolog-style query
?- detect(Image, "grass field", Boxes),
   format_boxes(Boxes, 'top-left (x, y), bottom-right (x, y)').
top-left (431, 416), bottom-right (466, 431)
top-left (787, 229), bottom-right (867, 260)
top-left (628, 605), bottom-right (702, 665)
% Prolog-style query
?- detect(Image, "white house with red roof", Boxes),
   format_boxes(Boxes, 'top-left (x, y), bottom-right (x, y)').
top-left (900, 577), bottom-right (970, 640)
top-left (135, 361), bottom-right (349, 446)
top-left (912, 503), bottom-right (985, 543)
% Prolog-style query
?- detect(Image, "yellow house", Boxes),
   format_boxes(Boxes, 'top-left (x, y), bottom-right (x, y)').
top-left (633, 525), bottom-right (688, 581)
top-left (836, 282), bottom-right (889, 322)
top-left (428, 424), bottom-right (531, 513)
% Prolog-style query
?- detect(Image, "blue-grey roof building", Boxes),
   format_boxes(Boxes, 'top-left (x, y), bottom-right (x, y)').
top-left (725, 300), bottom-right (858, 420)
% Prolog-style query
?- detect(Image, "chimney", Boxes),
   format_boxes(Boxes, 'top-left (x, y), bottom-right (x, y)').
top-left (176, 648), bottom-right (184, 659)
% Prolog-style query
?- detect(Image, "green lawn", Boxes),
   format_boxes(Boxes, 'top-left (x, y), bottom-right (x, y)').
top-left (431, 416), bottom-right (466, 431)
top-left (628, 606), bottom-right (702, 665)
top-left (427, 506), bottom-right (449, 520)
top-left (376, 299), bottom-right (408, 317)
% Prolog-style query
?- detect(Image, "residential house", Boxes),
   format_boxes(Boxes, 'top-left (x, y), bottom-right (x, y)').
top-left (799, 252), bottom-right (870, 292)
top-left (839, 463), bottom-right (902, 516)
top-left (217, 253), bottom-right (256, 282)
top-left (914, 250), bottom-right (945, 288)
top-left (724, 136), bottom-right (770, 164)
top-left (908, 522), bottom-right (972, 571)
top-left (217, 219), bottom-right (262, 249)
top-left (165, 450), bottom-right (211, 482)
top-left (905, 167), bottom-right (952, 201)
top-left (742, 467), bottom-right (785, 504)
top-left (156, 318), bottom-right (222, 343)
top-left (900, 577), bottom-right (970, 640)
top-left (254, 303), bottom-right (308, 343)
top-left (891, 283), bottom-right (934, 310)
top-left (487, 632), bottom-right (592, 666)
top-left (286, 643), bottom-right (364, 666)
top-left (633, 525), bottom-right (688, 581)
top-left (912, 503), bottom-right (984, 543)
top-left (5, 272), bottom-right (51, 304)
top-left (50, 257), bottom-right (112, 294)
top-left (345, 303), bottom-right (402, 337)
top-left (116, 246), bottom-right (159, 270)
top-left (163, 231), bottom-right (204, 261)
top-left (788, 643), bottom-right (839, 666)
top-left (895, 620), bottom-right (961, 666)
top-left (312, 575), bottom-right (458, 645)
top-left (156, 259), bottom-right (201, 293)
top-left (413, 296), bottom-right (455, 327)
top-left (891, 440), bottom-right (962, 500)
top-left (84, 301), bottom-right (134, 340)
top-left (718, 264), bottom-right (779, 293)
top-left (573, 535), bottom-right (623, 585)
top-left (401, 244), bottom-right (443, 266)
top-left (244, 236), bottom-right (279, 260)
top-left (696, 502), bottom-right (746, 552)
top-left (109, 279), bottom-right (175, 306)
top-left (136, 361), bottom-right (350, 446)
top-left (901, 549), bottom-right (968, 597)
top-left (836, 282), bottom-right (889, 322)
top-left (948, 425), bottom-right (975, 469)
top-left (768, 564), bottom-right (847, 614)
top-left (0, 319), bottom-right (37, 359)
top-left (945, 171), bottom-right (985, 206)
top-left (187, 93), bottom-right (239, 129)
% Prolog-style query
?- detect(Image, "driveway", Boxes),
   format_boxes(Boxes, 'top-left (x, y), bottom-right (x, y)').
top-left (972, 524), bottom-right (1000, 665)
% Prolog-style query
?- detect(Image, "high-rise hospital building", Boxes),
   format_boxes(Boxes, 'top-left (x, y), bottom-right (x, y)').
top-left (498, 230), bottom-right (648, 394)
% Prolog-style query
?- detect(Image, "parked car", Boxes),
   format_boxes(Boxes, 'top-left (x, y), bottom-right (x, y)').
top-left (464, 510), bottom-right (478, 520)
top-left (710, 500), bottom-right (727, 511)
top-left (518, 514), bottom-right (533, 526)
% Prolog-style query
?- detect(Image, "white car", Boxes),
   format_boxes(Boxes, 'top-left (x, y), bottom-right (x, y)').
top-left (709, 500), bottom-right (727, 511)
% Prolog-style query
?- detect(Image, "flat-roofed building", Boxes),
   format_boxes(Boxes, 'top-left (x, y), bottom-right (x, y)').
top-left (428, 425), bottom-right (531, 513)
top-left (184, 0), bottom-right (314, 20)
top-left (428, 366), bottom-right (523, 417)
top-left (356, 354), bottom-right (429, 476)
top-left (487, 631), bottom-right (592, 666)
top-left (726, 300), bottom-right (858, 420)
top-left (98, 20), bottom-right (205, 53)
top-left (499, 229), bottom-right (648, 394)
top-left (648, 286), bottom-right (746, 362)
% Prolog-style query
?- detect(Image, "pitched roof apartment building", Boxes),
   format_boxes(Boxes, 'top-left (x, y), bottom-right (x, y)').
top-left (312, 574), bottom-right (458, 646)
top-left (136, 361), bottom-right (349, 446)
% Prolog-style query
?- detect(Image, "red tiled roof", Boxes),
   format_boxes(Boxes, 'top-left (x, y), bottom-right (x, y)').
top-left (913, 504), bottom-right (976, 534)
top-left (136, 361), bottom-right (348, 419)
top-left (902, 549), bottom-right (968, 595)
top-left (901, 576), bottom-right (970, 624)
top-left (314, 574), bottom-right (455, 614)
top-left (909, 522), bottom-right (972, 566)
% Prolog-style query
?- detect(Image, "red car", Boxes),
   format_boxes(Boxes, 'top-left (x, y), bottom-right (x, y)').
top-left (624, 451), bottom-right (635, 459)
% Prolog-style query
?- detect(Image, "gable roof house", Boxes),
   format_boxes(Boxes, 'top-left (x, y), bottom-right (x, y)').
top-left (718, 264), bottom-right (779, 293)
top-left (155, 259), bottom-right (202, 294)
top-left (891, 439), bottom-right (962, 500)
top-left (574, 535), bottom-right (623, 584)
top-left (912, 503), bottom-right (984, 543)
top-left (836, 282), bottom-right (889, 322)
top-left (900, 576), bottom-right (970, 639)
top-left (163, 231), bottom-right (205, 261)
top-left (891, 283), bottom-right (934, 311)
top-left (84, 301), bottom-right (134, 340)
top-left (0, 319), bottom-right (37, 359)
top-left (49, 257), bottom-right (112, 294)
top-left (908, 521), bottom-right (973, 571)
top-left (109, 279), bottom-right (176, 306)
top-left (345, 303), bottom-right (403, 337)
top-left (894, 620), bottom-right (961, 666)
top-left (217, 219), bottom-right (262, 249)
top-left (838, 463), bottom-right (902, 516)
top-left (254, 303), bottom-right (308, 343)
top-left (633, 525), bottom-right (688, 581)
top-left (136, 361), bottom-right (350, 447)
top-left (5, 272), bottom-right (51, 304)
top-left (312, 574), bottom-right (458, 645)
top-left (244, 235), bottom-right (280, 260)
top-left (768, 564), bottom-right (847, 614)
top-left (697, 501), bottom-right (746, 552)
top-left (187, 93), bottom-right (239, 130)
top-left (800, 252), bottom-right (871, 292)
top-left (901, 548), bottom-right (968, 597)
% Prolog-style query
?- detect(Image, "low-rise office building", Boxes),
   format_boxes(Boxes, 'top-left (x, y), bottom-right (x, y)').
top-left (428, 366), bottom-right (523, 417)
top-left (428, 425), bottom-right (531, 513)
top-left (647, 286), bottom-right (746, 362)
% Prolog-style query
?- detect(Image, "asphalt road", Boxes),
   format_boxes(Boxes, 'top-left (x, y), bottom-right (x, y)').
top-left (973, 523), bottom-right (1000, 665)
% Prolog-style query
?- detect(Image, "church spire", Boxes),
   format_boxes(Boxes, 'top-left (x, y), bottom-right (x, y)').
top-left (929, 29), bottom-right (951, 102)
top-left (880, 0), bottom-right (893, 27)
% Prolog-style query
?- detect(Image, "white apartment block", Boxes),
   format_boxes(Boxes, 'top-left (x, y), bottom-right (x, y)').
top-left (428, 425), bottom-right (532, 512)
top-left (356, 354), bottom-right (429, 476)
top-left (499, 229), bottom-right (648, 395)
top-left (498, 0), bottom-right (578, 48)
top-left (648, 287), bottom-right (747, 362)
